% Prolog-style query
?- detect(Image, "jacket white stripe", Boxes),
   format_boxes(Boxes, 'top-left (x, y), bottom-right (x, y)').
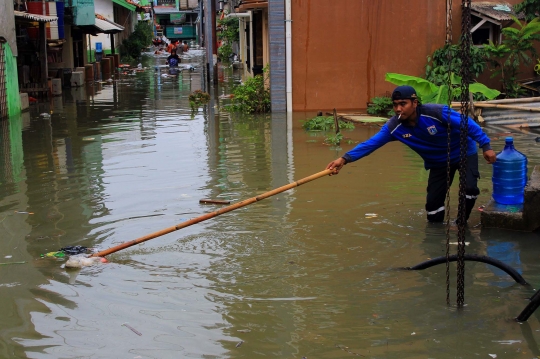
top-left (390, 123), bottom-right (402, 134)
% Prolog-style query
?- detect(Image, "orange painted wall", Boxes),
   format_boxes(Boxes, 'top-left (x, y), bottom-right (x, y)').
top-left (291, 0), bottom-right (447, 111)
top-left (291, 0), bottom-right (529, 112)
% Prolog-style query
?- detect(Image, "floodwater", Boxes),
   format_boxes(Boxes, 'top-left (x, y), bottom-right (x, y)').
top-left (1, 52), bottom-right (540, 359)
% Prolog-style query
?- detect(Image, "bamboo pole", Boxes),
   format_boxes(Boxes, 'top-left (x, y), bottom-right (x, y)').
top-left (456, 97), bottom-right (540, 105)
top-left (92, 169), bottom-right (335, 257)
top-left (451, 103), bottom-right (540, 113)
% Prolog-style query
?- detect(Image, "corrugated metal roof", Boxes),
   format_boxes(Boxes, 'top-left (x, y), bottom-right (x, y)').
top-left (471, 2), bottom-right (524, 21)
top-left (94, 17), bottom-right (124, 33)
top-left (14, 10), bottom-right (57, 23)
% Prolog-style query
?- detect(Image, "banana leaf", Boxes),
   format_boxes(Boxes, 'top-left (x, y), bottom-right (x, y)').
top-left (385, 73), bottom-right (438, 97)
top-left (422, 85), bottom-right (451, 104)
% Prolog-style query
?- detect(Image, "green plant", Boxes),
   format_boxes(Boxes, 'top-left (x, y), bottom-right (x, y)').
top-left (514, 0), bottom-right (540, 22)
top-left (188, 90), bottom-right (210, 111)
top-left (385, 73), bottom-right (500, 104)
top-left (217, 16), bottom-right (239, 62)
top-left (484, 16), bottom-right (540, 98)
top-left (324, 133), bottom-right (343, 146)
top-left (227, 66), bottom-right (270, 113)
top-left (302, 116), bottom-right (333, 131)
top-left (120, 21), bottom-right (153, 62)
top-left (339, 121), bottom-right (355, 130)
top-left (302, 116), bottom-right (355, 131)
top-left (367, 96), bottom-right (393, 115)
top-left (425, 44), bottom-right (487, 87)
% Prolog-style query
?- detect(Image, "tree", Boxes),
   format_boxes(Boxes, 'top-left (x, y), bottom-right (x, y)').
top-left (425, 44), bottom-right (488, 100)
top-left (120, 22), bottom-right (154, 62)
top-left (515, 0), bottom-right (540, 22)
top-left (484, 16), bottom-right (540, 97)
top-left (217, 16), bottom-right (239, 62)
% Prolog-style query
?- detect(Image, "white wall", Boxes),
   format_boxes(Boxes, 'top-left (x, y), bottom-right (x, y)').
top-left (91, 0), bottom-right (115, 52)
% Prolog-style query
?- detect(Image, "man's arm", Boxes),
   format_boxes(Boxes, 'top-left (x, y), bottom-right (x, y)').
top-left (446, 107), bottom-right (497, 164)
top-left (326, 126), bottom-right (394, 174)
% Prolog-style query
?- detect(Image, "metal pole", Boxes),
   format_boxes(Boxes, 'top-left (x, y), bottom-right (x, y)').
top-left (204, 0), bottom-right (214, 83)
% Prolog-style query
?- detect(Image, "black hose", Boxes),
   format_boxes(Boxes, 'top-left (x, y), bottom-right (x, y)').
top-left (516, 290), bottom-right (540, 322)
top-left (405, 254), bottom-right (528, 285)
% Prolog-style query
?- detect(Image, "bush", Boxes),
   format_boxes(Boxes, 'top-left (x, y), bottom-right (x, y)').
top-left (227, 66), bottom-right (270, 113)
top-left (302, 116), bottom-right (354, 131)
top-left (367, 96), bottom-right (393, 116)
top-left (120, 22), bottom-right (153, 62)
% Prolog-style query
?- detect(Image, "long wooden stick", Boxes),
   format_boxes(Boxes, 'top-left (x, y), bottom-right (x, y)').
top-left (92, 169), bottom-right (335, 257)
top-left (451, 102), bottom-right (540, 112)
top-left (456, 97), bottom-right (540, 105)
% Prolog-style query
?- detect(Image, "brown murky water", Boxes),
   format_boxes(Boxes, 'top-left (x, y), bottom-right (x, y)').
top-left (1, 53), bottom-right (540, 358)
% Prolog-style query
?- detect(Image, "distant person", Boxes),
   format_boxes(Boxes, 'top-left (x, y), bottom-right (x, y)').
top-left (166, 49), bottom-right (180, 67)
top-left (326, 85), bottom-right (497, 224)
top-left (176, 40), bottom-right (184, 55)
top-left (182, 41), bottom-right (189, 52)
top-left (166, 41), bottom-right (176, 53)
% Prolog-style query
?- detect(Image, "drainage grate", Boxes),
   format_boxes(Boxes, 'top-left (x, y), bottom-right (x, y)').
top-left (0, 45), bottom-right (6, 119)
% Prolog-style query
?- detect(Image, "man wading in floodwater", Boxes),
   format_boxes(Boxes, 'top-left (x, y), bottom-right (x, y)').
top-left (326, 85), bottom-right (497, 223)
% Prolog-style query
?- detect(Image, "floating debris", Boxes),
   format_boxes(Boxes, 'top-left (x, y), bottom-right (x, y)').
top-left (235, 341), bottom-right (243, 348)
top-left (365, 213), bottom-right (378, 218)
top-left (0, 261), bottom-right (26, 266)
top-left (41, 251), bottom-right (65, 258)
top-left (199, 198), bottom-right (231, 205)
top-left (64, 255), bottom-right (106, 268)
top-left (60, 246), bottom-right (89, 255)
top-left (14, 211), bottom-right (34, 215)
top-left (122, 323), bottom-right (142, 336)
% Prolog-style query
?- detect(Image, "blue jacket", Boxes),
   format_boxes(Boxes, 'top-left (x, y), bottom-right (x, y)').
top-left (342, 104), bottom-right (492, 169)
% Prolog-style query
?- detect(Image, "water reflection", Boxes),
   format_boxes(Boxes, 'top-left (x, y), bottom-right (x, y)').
top-left (1, 54), bottom-right (540, 358)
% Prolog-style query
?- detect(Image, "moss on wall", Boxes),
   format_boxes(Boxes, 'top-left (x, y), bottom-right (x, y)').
top-left (4, 43), bottom-right (21, 118)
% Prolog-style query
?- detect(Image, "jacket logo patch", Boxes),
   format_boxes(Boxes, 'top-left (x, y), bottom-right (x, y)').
top-left (427, 125), bottom-right (438, 135)
top-left (402, 133), bottom-right (412, 138)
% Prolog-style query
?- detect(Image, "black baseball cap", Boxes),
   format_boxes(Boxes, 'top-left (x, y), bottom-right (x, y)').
top-left (391, 86), bottom-right (418, 101)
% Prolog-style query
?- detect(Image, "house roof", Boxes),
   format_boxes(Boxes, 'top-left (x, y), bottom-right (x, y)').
top-left (471, 2), bottom-right (524, 21)
top-left (14, 10), bottom-right (57, 22)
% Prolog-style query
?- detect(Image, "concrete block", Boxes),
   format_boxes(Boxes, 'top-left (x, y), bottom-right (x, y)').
top-left (481, 165), bottom-right (540, 231)
top-left (20, 93), bottom-right (29, 111)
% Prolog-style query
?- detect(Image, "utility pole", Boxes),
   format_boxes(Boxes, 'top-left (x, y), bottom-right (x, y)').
top-left (204, 0), bottom-right (216, 84)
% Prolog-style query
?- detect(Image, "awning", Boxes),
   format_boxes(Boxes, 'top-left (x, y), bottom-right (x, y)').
top-left (112, 0), bottom-right (137, 12)
top-left (14, 10), bottom-right (58, 23)
top-left (79, 17), bottom-right (124, 35)
top-left (94, 18), bottom-right (125, 34)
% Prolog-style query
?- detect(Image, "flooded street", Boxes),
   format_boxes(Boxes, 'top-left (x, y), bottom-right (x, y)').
top-left (2, 52), bottom-right (540, 358)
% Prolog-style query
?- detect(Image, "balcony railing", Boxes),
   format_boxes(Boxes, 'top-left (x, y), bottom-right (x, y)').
top-left (156, 0), bottom-right (176, 6)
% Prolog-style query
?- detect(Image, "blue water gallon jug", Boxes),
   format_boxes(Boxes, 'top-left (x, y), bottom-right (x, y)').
top-left (492, 137), bottom-right (528, 205)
